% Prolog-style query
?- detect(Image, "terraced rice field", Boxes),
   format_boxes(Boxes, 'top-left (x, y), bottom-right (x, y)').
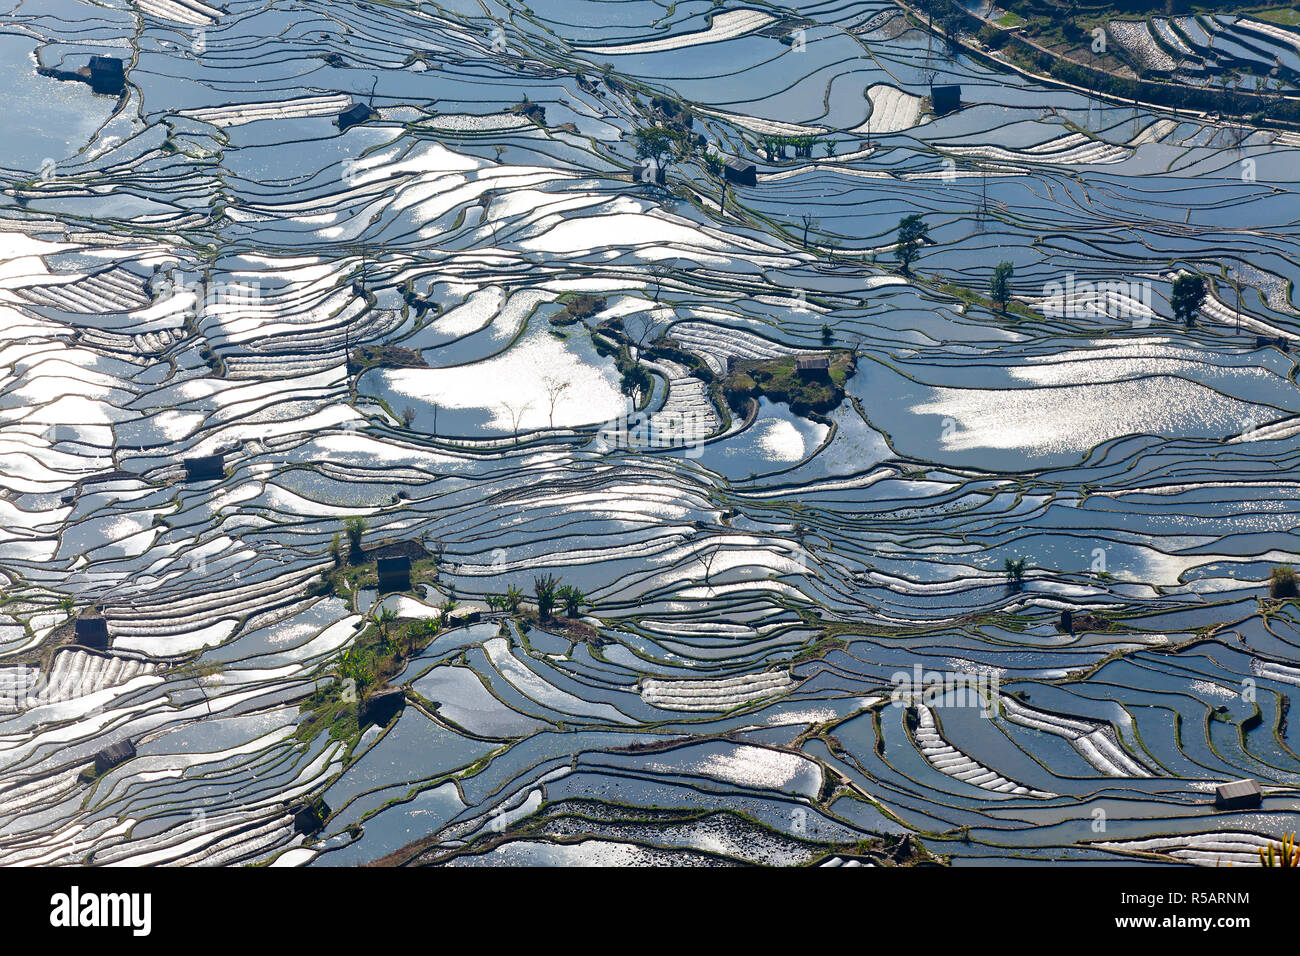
top-left (1, 0), bottom-right (1299, 869)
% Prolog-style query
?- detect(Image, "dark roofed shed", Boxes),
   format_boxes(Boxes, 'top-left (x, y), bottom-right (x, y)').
top-left (931, 84), bottom-right (962, 116)
top-left (1214, 778), bottom-right (1262, 810)
top-left (88, 56), bottom-right (126, 95)
top-left (723, 157), bottom-right (757, 187)
top-left (376, 556), bottom-right (411, 593)
top-left (94, 740), bottom-right (135, 776)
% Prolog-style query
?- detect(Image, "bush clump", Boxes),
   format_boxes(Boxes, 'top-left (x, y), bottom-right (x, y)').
top-left (1271, 565), bottom-right (1298, 599)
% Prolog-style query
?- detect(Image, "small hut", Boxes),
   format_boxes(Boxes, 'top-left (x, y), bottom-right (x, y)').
top-left (796, 355), bottom-right (831, 379)
top-left (93, 740), bottom-right (135, 776)
top-left (336, 102), bottom-right (374, 131)
top-left (74, 611), bottom-right (110, 651)
top-left (184, 453), bottom-right (224, 482)
top-left (288, 796), bottom-right (331, 835)
top-left (1214, 778), bottom-right (1262, 811)
top-left (931, 85), bottom-right (962, 116)
top-left (376, 556), bottom-right (411, 593)
top-left (510, 101), bottom-right (546, 124)
top-left (360, 688), bottom-right (405, 728)
top-left (723, 157), bottom-right (757, 187)
top-left (88, 56), bottom-right (126, 96)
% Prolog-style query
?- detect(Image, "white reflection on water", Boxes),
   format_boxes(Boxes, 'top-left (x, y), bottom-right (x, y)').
top-left (755, 418), bottom-right (809, 461)
top-left (378, 323), bottom-right (624, 432)
top-left (916, 377), bottom-right (1270, 455)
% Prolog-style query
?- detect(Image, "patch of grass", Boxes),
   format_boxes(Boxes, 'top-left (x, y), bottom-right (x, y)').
top-left (792, 635), bottom-right (848, 664)
top-left (556, 293), bottom-right (606, 323)
top-left (348, 344), bottom-right (427, 371)
top-left (1271, 564), bottom-right (1298, 599)
top-left (723, 351), bottom-right (855, 417)
top-left (1253, 7), bottom-right (1300, 26)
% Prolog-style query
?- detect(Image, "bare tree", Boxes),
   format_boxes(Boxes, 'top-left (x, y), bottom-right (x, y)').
top-left (543, 377), bottom-right (570, 429)
top-left (801, 213), bottom-right (819, 248)
top-left (648, 263), bottom-right (671, 302)
top-left (698, 544), bottom-right (722, 590)
top-left (921, 68), bottom-right (938, 98)
top-left (626, 312), bottom-right (665, 353)
top-left (177, 659), bottom-right (221, 715)
top-left (501, 400), bottom-right (531, 444)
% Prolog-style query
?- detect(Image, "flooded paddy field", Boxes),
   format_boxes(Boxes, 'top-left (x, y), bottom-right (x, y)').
top-left (0, 0), bottom-right (1298, 868)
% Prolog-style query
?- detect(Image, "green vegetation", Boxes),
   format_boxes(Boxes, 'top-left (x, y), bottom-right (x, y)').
top-left (912, 0), bottom-right (1300, 123)
top-left (1255, 8), bottom-right (1300, 26)
top-left (895, 214), bottom-right (929, 274)
top-left (298, 596), bottom-right (457, 744)
top-left (1171, 273), bottom-right (1206, 326)
top-left (344, 516), bottom-right (367, 563)
top-left (792, 635), bottom-right (849, 663)
top-left (1005, 556), bottom-right (1030, 592)
top-left (347, 344), bottom-right (427, 371)
top-left (533, 573), bottom-right (559, 620)
top-left (1260, 832), bottom-right (1300, 866)
top-left (723, 351), bottom-right (856, 418)
top-left (990, 261), bottom-right (1014, 313)
top-left (1271, 564), bottom-right (1298, 599)
top-left (557, 584), bottom-right (585, 617)
top-left (633, 126), bottom-right (689, 182)
top-left (758, 133), bottom-right (824, 160)
top-left (620, 362), bottom-right (652, 397)
top-left (557, 293), bottom-right (606, 323)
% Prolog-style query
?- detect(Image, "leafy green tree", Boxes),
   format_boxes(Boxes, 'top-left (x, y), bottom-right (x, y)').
top-left (505, 585), bottom-right (524, 613)
top-left (633, 127), bottom-right (685, 182)
top-left (377, 607), bottom-right (399, 654)
top-left (990, 261), bottom-right (1014, 312)
top-left (343, 516), bottom-right (367, 563)
top-left (534, 574), bottom-right (559, 620)
top-left (557, 585), bottom-right (585, 617)
top-left (1004, 557), bottom-right (1029, 592)
top-left (895, 214), bottom-right (929, 274)
top-left (1171, 273), bottom-right (1206, 326)
top-left (620, 363), bottom-right (652, 397)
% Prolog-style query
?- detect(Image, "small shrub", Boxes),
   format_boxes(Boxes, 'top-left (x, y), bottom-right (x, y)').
top-left (1271, 565), bottom-right (1298, 599)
